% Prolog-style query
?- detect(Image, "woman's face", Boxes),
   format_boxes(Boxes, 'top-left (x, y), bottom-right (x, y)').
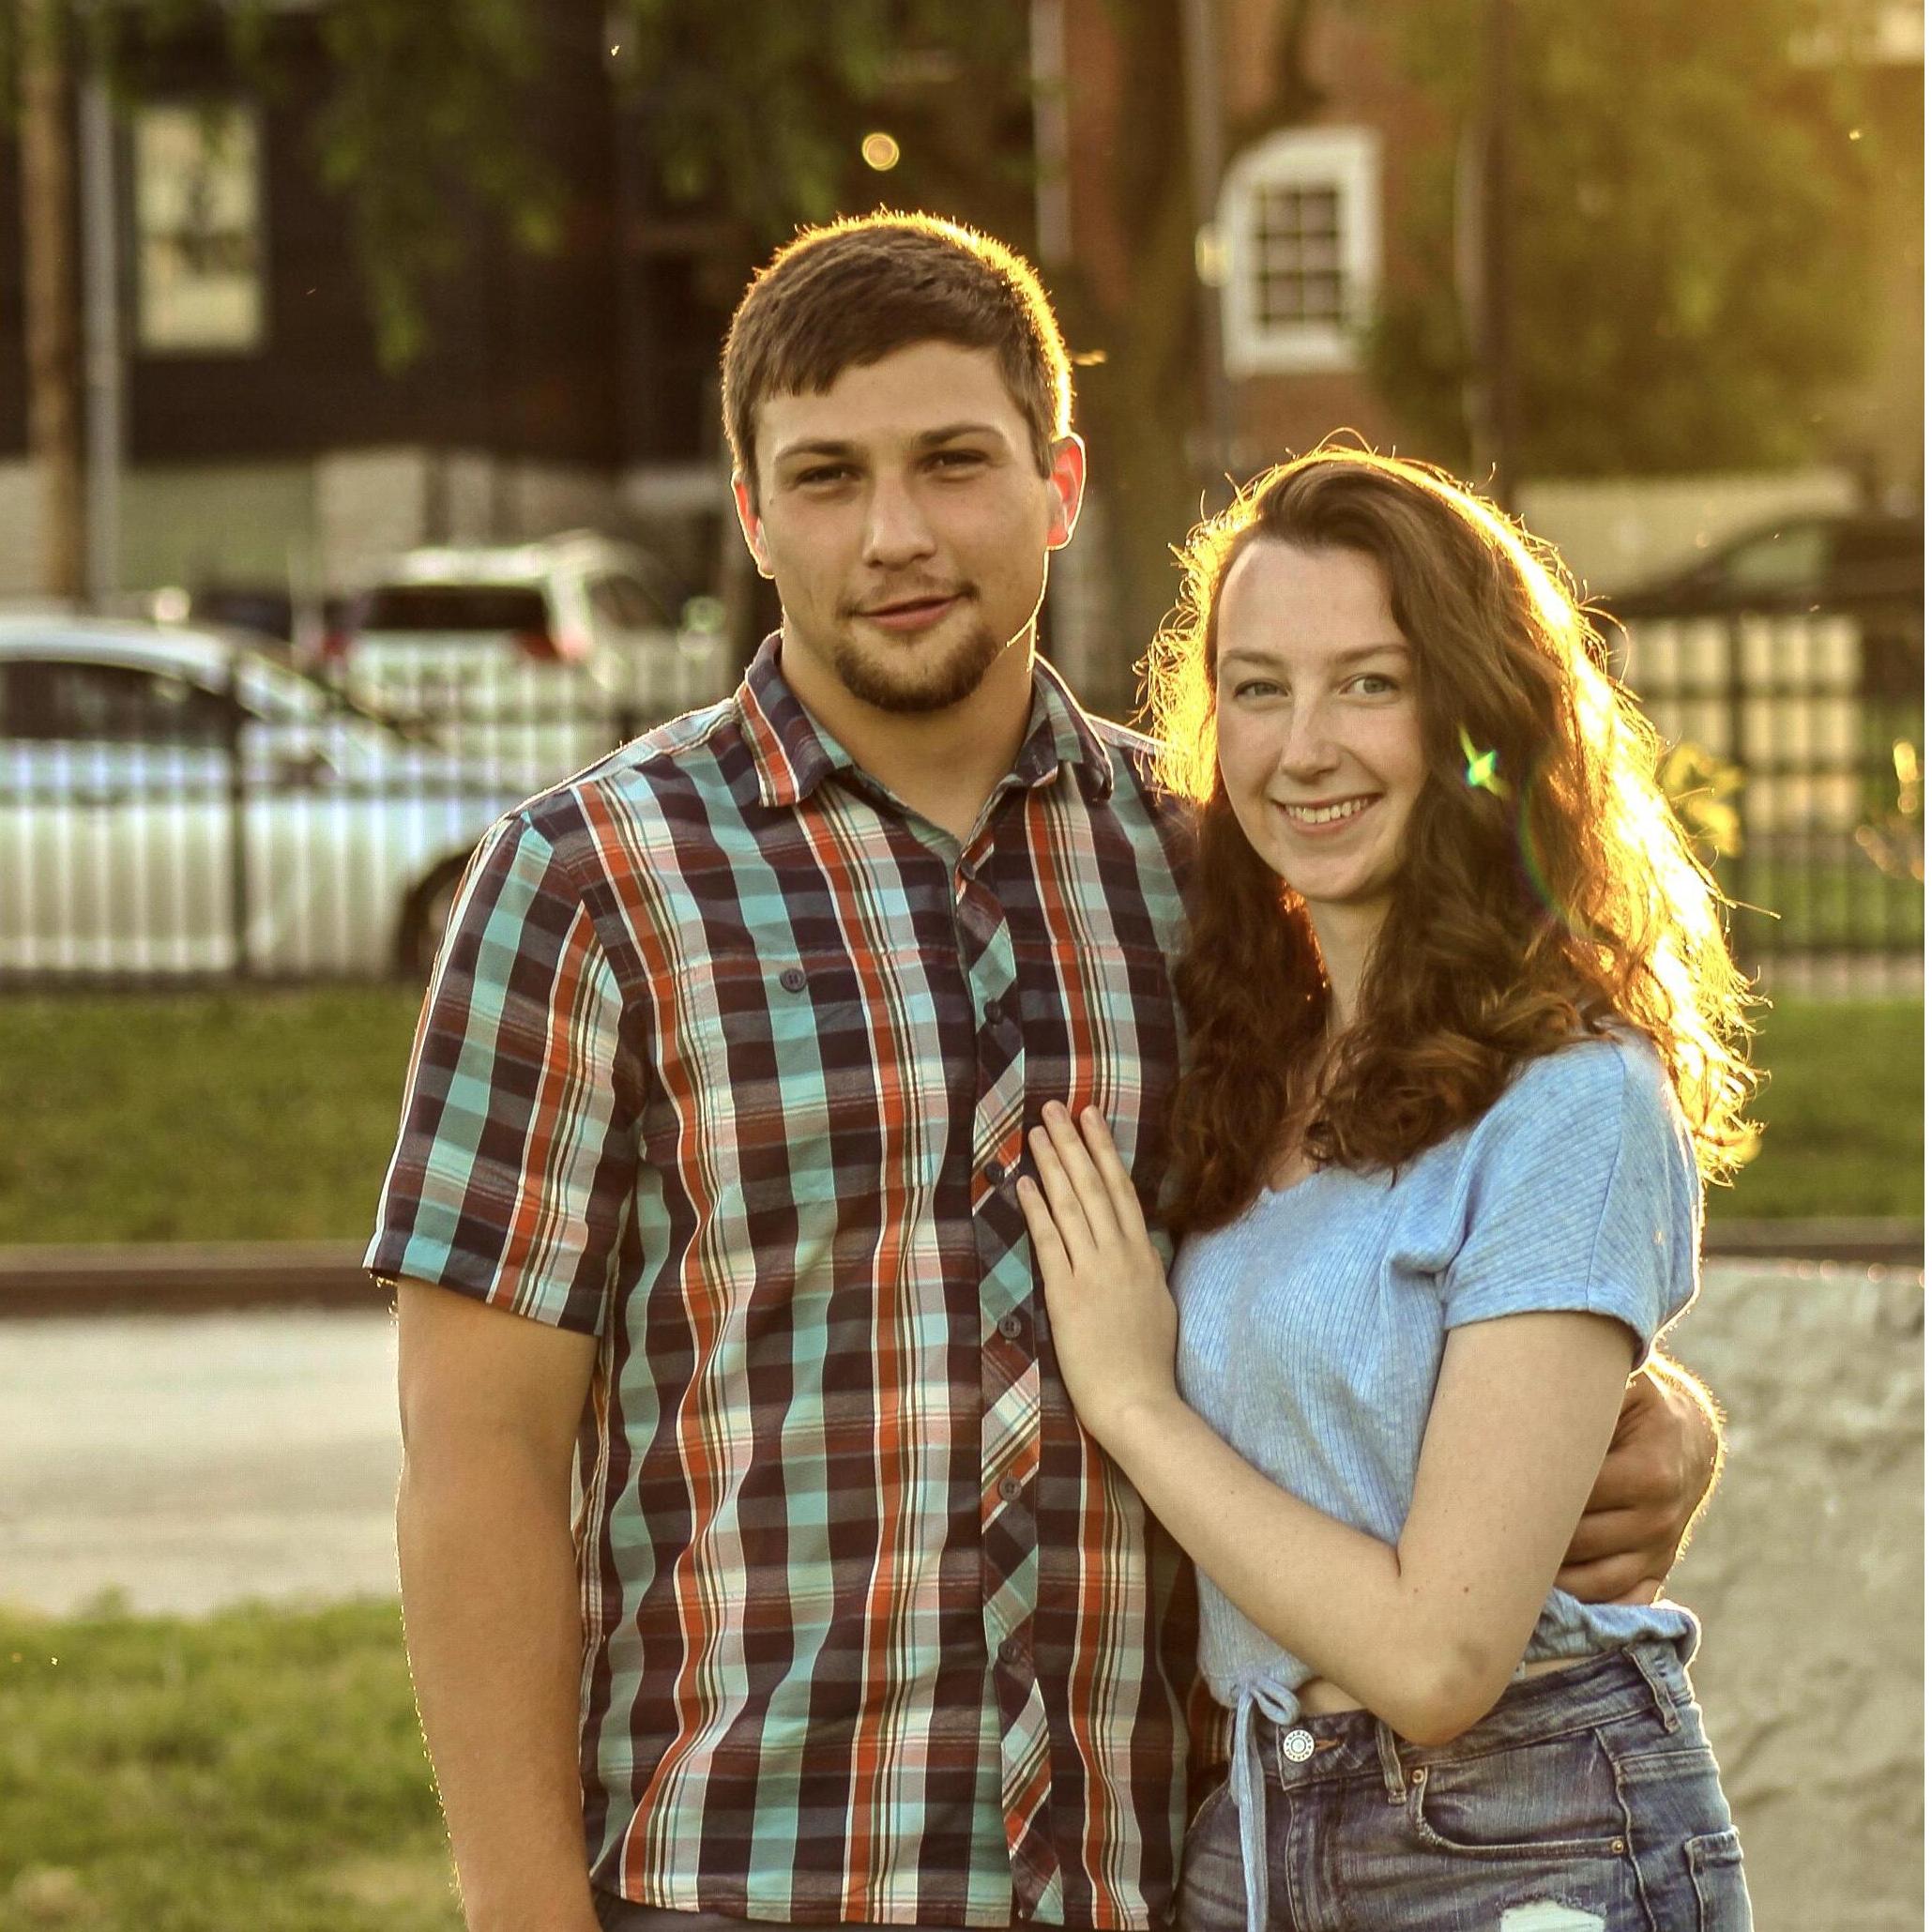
top-left (1213, 540), bottom-right (1428, 937)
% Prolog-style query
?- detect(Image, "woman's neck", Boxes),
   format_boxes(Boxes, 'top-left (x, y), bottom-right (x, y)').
top-left (1306, 900), bottom-right (1388, 1034)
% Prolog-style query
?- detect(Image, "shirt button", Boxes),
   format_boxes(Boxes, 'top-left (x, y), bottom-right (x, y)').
top-left (1281, 1728), bottom-right (1316, 1764)
top-left (998, 1475), bottom-right (1023, 1502)
top-left (982, 1160), bottom-right (1007, 1189)
top-left (998, 1636), bottom-right (1024, 1666)
top-left (982, 996), bottom-right (1005, 1027)
top-left (996, 1312), bottom-right (1023, 1341)
top-left (778, 966), bottom-right (808, 994)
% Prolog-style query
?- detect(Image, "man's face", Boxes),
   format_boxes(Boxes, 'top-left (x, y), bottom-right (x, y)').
top-left (734, 342), bottom-right (1084, 719)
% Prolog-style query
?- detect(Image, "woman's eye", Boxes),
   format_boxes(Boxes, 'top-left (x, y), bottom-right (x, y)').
top-left (1348, 674), bottom-right (1398, 696)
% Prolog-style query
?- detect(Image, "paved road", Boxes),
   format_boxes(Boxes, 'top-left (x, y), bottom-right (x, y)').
top-left (0, 1309), bottom-right (403, 1616)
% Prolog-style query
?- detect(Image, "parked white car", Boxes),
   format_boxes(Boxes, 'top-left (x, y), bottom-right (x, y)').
top-left (0, 618), bottom-right (533, 979)
top-left (323, 531), bottom-right (733, 778)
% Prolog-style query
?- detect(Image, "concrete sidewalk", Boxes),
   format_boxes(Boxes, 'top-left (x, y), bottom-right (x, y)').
top-left (0, 1307), bottom-right (402, 1616)
top-left (1, 1262), bottom-right (1915, 1932)
top-left (0, 1255), bottom-right (1920, 1620)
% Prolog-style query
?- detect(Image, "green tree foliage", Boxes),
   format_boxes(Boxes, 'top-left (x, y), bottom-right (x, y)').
top-left (1366, 0), bottom-right (1881, 473)
top-left (4, 0), bottom-right (1032, 368)
top-left (2, 0), bottom-right (563, 369)
top-left (310, 0), bottom-right (565, 366)
top-left (610, 0), bottom-right (1033, 248)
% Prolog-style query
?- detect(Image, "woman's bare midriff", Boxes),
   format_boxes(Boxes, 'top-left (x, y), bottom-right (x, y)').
top-left (1296, 1654), bottom-right (1580, 1717)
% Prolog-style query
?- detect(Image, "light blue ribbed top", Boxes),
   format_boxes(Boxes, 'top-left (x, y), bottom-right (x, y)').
top-left (1170, 1030), bottom-right (1703, 1932)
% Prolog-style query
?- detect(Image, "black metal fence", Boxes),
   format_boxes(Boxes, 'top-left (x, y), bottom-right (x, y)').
top-left (0, 613), bottom-right (1921, 989)
top-left (1615, 610), bottom-right (1923, 994)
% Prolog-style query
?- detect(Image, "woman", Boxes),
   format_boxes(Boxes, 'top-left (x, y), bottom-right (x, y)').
top-left (1015, 448), bottom-right (1756, 1932)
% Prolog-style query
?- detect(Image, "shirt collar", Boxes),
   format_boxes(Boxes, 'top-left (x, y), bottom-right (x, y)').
top-left (736, 631), bottom-right (1117, 812)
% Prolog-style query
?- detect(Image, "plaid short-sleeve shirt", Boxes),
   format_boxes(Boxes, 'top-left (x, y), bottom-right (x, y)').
top-left (369, 637), bottom-right (1198, 1927)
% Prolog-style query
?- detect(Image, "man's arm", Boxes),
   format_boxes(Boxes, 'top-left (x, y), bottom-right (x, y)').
top-left (395, 1279), bottom-right (602, 1932)
top-left (1558, 1351), bottom-right (1724, 1603)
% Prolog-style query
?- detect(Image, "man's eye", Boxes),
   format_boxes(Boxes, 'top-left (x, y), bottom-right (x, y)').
top-left (931, 449), bottom-right (986, 471)
top-left (795, 465), bottom-right (854, 486)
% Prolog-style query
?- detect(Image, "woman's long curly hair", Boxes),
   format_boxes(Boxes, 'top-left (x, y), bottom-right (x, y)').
top-left (1142, 446), bottom-right (1757, 1238)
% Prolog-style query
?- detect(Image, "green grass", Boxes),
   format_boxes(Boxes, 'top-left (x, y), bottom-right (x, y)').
top-left (1712, 996), bottom-right (1922, 1221)
top-left (0, 987), bottom-right (424, 1245)
top-left (0, 1598), bottom-right (462, 1932)
top-left (0, 986), bottom-right (1918, 1241)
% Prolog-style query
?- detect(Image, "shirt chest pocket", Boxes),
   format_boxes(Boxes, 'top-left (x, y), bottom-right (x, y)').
top-left (653, 948), bottom-right (951, 1211)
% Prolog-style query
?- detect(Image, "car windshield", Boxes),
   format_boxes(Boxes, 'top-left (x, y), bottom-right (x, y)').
top-left (1718, 525), bottom-right (1832, 597)
top-left (243, 651), bottom-right (418, 735)
top-left (353, 585), bottom-right (549, 635)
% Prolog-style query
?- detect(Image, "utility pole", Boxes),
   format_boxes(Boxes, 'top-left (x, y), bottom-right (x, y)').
top-left (21, 0), bottom-right (85, 602)
top-left (79, 60), bottom-right (123, 607)
top-left (1462, 0), bottom-right (1520, 510)
top-left (1180, 0), bottom-right (1236, 490)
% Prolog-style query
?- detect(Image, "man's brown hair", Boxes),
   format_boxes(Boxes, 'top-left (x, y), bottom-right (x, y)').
top-left (722, 211), bottom-right (1073, 503)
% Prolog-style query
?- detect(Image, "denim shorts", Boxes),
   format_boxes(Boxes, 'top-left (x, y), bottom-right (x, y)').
top-left (1179, 1645), bottom-right (1751, 1932)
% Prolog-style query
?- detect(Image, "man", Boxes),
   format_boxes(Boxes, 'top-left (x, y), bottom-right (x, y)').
top-left (371, 213), bottom-right (1718, 1932)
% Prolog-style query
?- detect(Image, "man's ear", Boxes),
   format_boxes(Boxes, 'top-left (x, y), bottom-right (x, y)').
top-left (1045, 434), bottom-right (1087, 553)
top-left (732, 474), bottom-right (776, 580)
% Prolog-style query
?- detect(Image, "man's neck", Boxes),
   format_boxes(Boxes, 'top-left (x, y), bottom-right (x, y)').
top-left (781, 632), bottom-right (1038, 845)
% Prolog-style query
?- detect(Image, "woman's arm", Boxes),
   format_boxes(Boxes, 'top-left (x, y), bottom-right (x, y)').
top-left (1020, 1103), bottom-right (1635, 1747)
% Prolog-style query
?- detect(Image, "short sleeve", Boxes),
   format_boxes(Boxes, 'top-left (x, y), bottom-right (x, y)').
top-left (364, 811), bottom-right (643, 1334)
top-left (1439, 1036), bottom-right (1702, 1362)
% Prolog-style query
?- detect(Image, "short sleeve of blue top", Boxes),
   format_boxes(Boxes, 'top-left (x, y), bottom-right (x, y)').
top-left (1171, 1028), bottom-right (1704, 1736)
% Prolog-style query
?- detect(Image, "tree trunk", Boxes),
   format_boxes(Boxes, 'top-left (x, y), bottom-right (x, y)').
top-left (21, 0), bottom-right (84, 602)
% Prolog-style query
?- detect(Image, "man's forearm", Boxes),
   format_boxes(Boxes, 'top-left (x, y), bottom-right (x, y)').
top-left (398, 1445), bottom-right (601, 1932)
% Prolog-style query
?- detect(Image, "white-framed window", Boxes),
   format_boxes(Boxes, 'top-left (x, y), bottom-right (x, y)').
top-left (133, 102), bottom-right (266, 355)
top-left (1219, 126), bottom-right (1380, 376)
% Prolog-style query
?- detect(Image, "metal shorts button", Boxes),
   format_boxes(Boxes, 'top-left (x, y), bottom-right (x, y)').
top-left (1281, 1727), bottom-right (1316, 1764)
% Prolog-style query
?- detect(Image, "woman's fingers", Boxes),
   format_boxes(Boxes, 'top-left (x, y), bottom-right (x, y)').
top-left (1034, 1103), bottom-right (1120, 1239)
top-left (1026, 1121), bottom-right (1096, 1258)
top-left (1015, 1177), bottom-right (1072, 1290)
top-left (1076, 1105), bottom-right (1148, 1236)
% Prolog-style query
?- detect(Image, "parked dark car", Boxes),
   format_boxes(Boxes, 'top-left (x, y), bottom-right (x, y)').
top-left (1605, 510), bottom-right (1923, 697)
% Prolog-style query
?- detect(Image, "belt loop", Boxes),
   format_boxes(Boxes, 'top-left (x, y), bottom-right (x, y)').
top-left (1629, 1645), bottom-right (1682, 1733)
top-left (1374, 1720), bottom-right (1407, 1803)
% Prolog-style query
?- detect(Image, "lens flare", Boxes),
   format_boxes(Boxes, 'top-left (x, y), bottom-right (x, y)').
top-left (1458, 726), bottom-right (1508, 799)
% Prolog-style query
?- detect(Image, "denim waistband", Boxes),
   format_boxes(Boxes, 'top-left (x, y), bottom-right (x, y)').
top-left (1247, 1642), bottom-right (1689, 1794)
top-left (1214, 1646), bottom-right (1689, 1932)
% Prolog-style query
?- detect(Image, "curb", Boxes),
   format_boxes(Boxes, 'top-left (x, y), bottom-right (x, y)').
top-left (0, 1223), bottom-right (1921, 1316)
top-left (0, 1241), bottom-right (382, 1317)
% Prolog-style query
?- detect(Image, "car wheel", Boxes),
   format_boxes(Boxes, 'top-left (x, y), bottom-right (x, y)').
top-left (398, 860), bottom-right (466, 980)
